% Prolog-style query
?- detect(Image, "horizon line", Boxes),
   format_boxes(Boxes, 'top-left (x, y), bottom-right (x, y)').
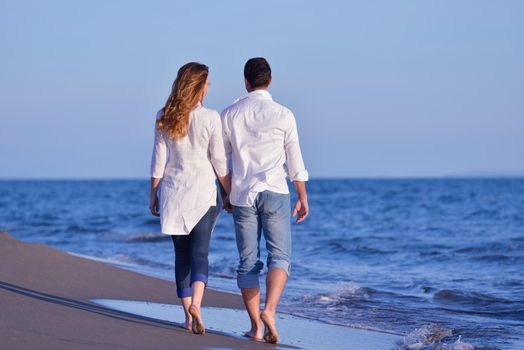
top-left (1, 175), bottom-right (523, 181)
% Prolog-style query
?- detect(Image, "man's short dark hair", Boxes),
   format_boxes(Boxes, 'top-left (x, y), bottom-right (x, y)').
top-left (244, 57), bottom-right (271, 89)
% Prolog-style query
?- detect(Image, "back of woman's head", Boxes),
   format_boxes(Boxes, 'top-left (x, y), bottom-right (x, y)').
top-left (157, 62), bottom-right (209, 139)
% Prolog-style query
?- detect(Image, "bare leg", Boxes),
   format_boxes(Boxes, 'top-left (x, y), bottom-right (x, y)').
top-left (189, 281), bottom-right (206, 335)
top-left (241, 287), bottom-right (263, 340)
top-left (180, 297), bottom-right (192, 331)
top-left (261, 268), bottom-right (288, 344)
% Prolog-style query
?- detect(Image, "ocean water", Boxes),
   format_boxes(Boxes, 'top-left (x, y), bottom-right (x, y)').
top-left (0, 179), bottom-right (523, 349)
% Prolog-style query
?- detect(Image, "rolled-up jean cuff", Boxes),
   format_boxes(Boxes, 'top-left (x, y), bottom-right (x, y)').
top-left (177, 287), bottom-right (192, 298)
top-left (268, 260), bottom-right (291, 276)
top-left (190, 273), bottom-right (208, 286)
top-left (237, 274), bottom-right (260, 289)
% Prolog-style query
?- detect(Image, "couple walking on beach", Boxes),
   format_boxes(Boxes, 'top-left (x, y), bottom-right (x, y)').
top-left (149, 57), bottom-right (309, 344)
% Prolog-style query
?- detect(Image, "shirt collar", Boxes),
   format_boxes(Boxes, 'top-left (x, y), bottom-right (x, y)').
top-left (235, 89), bottom-right (272, 103)
top-left (249, 89), bottom-right (272, 99)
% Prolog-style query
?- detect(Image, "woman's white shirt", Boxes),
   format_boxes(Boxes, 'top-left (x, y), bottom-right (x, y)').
top-left (150, 103), bottom-right (228, 235)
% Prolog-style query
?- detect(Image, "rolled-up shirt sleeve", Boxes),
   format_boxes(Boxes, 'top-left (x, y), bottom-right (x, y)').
top-left (209, 112), bottom-right (229, 177)
top-left (284, 111), bottom-right (309, 182)
top-left (150, 118), bottom-right (167, 179)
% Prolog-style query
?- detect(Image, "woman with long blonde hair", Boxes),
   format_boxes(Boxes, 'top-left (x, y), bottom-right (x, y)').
top-left (150, 62), bottom-right (230, 334)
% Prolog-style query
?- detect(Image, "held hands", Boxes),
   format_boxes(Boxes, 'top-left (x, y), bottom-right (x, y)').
top-left (217, 174), bottom-right (233, 214)
top-left (292, 196), bottom-right (309, 224)
top-left (149, 192), bottom-right (160, 217)
top-left (223, 195), bottom-right (233, 214)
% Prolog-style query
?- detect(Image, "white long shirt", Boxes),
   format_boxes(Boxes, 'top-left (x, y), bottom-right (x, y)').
top-left (150, 103), bottom-right (228, 235)
top-left (221, 90), bottom-right (309, 207)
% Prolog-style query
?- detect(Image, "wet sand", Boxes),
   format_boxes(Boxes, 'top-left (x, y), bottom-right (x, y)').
top-left (0, 231), bottom-right (400, 349)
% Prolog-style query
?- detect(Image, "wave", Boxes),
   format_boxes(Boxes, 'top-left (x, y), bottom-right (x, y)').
top-left (471, 254), bottom-right (515, 262)
top-left (465, 209), bottom-right (500, 219)
top-left (396, 324), bottom-right (479, 350)
top-left (126, 233), bottom-right (170, 243)
top-left (431, 289), bottom-right (524, 321)
top-left (210, 272), bottom-right (236, 280)
top-left (27, 220), bottom-right (55, 227)
top-left (433, 289), bottom-right (512, 307)
top-left (437, 194), bottom-right (465, 203)
top-left (453, 245), bottom-right (520, 259)
top-left (304, 238), bottom-right (393, 256)
top-left (65, 224), bottom-right (108, 233)
top-left (302, 282), bottom-right (373, 305)
top-left (510, 236), bottom-right (524, 243)
top-left (213, 235), bottom-right (235, 241)
top-left (142, 218), bottom-right (160, 226)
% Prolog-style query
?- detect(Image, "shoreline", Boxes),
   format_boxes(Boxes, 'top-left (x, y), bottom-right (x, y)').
top-left (70, 252), bottom-right (406, 337)
top-left (69, 251), bottom-right (404, 337)
top-left (0, 231), bottom-right (400, 349)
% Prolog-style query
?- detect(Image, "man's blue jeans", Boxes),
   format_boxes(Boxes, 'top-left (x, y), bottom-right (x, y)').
top-left (232, 191), bottom-right (292, 289)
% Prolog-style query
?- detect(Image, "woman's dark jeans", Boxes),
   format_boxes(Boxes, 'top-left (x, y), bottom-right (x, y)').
top-left (171, 205), bottom-right (217, 298)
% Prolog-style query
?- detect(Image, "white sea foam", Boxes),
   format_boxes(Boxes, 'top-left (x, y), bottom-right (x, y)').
top-left (397, 324), bottom-right (475, 350)
top-left (304, 282), bottom-right (370, 304)
top-left (336, 282), bottom-right (371, 300)
top-left (304, 282), bottom-right (371, 305)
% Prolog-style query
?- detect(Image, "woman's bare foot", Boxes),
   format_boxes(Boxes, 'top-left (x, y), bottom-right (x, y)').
top-left (184, 315), bottom-right (193, 331)
top-left (242, 318), bottom-right (263, 341)
top-left (243, 329), bottom-right (263, 341)
top-left (188, 304), bottom-right (205, 335)
top-left (261, 310), bottom-right (278, 344)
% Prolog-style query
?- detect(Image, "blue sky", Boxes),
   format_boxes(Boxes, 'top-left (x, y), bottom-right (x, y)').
top-left (0, 1), bottom-right (522, 178)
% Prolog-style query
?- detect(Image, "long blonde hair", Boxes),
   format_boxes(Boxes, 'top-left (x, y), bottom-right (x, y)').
top-left (157, 62), bottom-right (209, 139)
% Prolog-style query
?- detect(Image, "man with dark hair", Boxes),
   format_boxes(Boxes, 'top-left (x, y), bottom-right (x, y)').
top-left (221, 57), bottom-right (309, 344)
top-left (243, 57), bottom-right (272, 88)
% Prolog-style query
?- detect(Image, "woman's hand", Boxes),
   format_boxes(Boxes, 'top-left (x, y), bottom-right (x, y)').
top-left (149, 192), bottom-right (160, 217)
top-left (150, 177), bottom-right (162, 217)
top-left (217, 174), bottom-right (232, 213)
top-left (223, 195), bottom-right (233, 213)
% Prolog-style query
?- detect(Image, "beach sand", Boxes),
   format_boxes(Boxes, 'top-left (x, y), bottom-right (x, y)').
top-left (0, 231), bottom-right (256, 350)
top-left (0, 231), bottom-right (400, 349)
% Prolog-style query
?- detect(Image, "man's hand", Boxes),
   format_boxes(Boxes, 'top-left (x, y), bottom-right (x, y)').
top-left (149, 192), bottom-right (160, 217)
top-left (292, 197), bottom-right (308, 223)
top-left (292, 181), bottom-right (308, 223)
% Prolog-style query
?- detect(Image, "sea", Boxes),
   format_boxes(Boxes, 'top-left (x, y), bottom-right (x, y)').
top-left (0, 179), bottom-right (523, 350)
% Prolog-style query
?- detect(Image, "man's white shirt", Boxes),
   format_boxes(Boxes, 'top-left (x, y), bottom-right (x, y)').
top-left (221, 89), bottom-right (309, 207)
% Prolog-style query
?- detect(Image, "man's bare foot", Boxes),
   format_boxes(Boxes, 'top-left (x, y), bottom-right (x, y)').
top-left (188, 305), bottom-right (205, 335)
top-left (261, 310), bottom-right (279, 344)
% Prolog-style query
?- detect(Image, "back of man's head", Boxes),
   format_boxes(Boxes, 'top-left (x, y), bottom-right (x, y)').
top-left (244, 57), bottom-right (271, 89)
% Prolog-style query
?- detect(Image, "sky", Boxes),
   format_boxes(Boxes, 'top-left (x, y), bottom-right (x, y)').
top-left (0, 0), bottom-right (523, 179)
